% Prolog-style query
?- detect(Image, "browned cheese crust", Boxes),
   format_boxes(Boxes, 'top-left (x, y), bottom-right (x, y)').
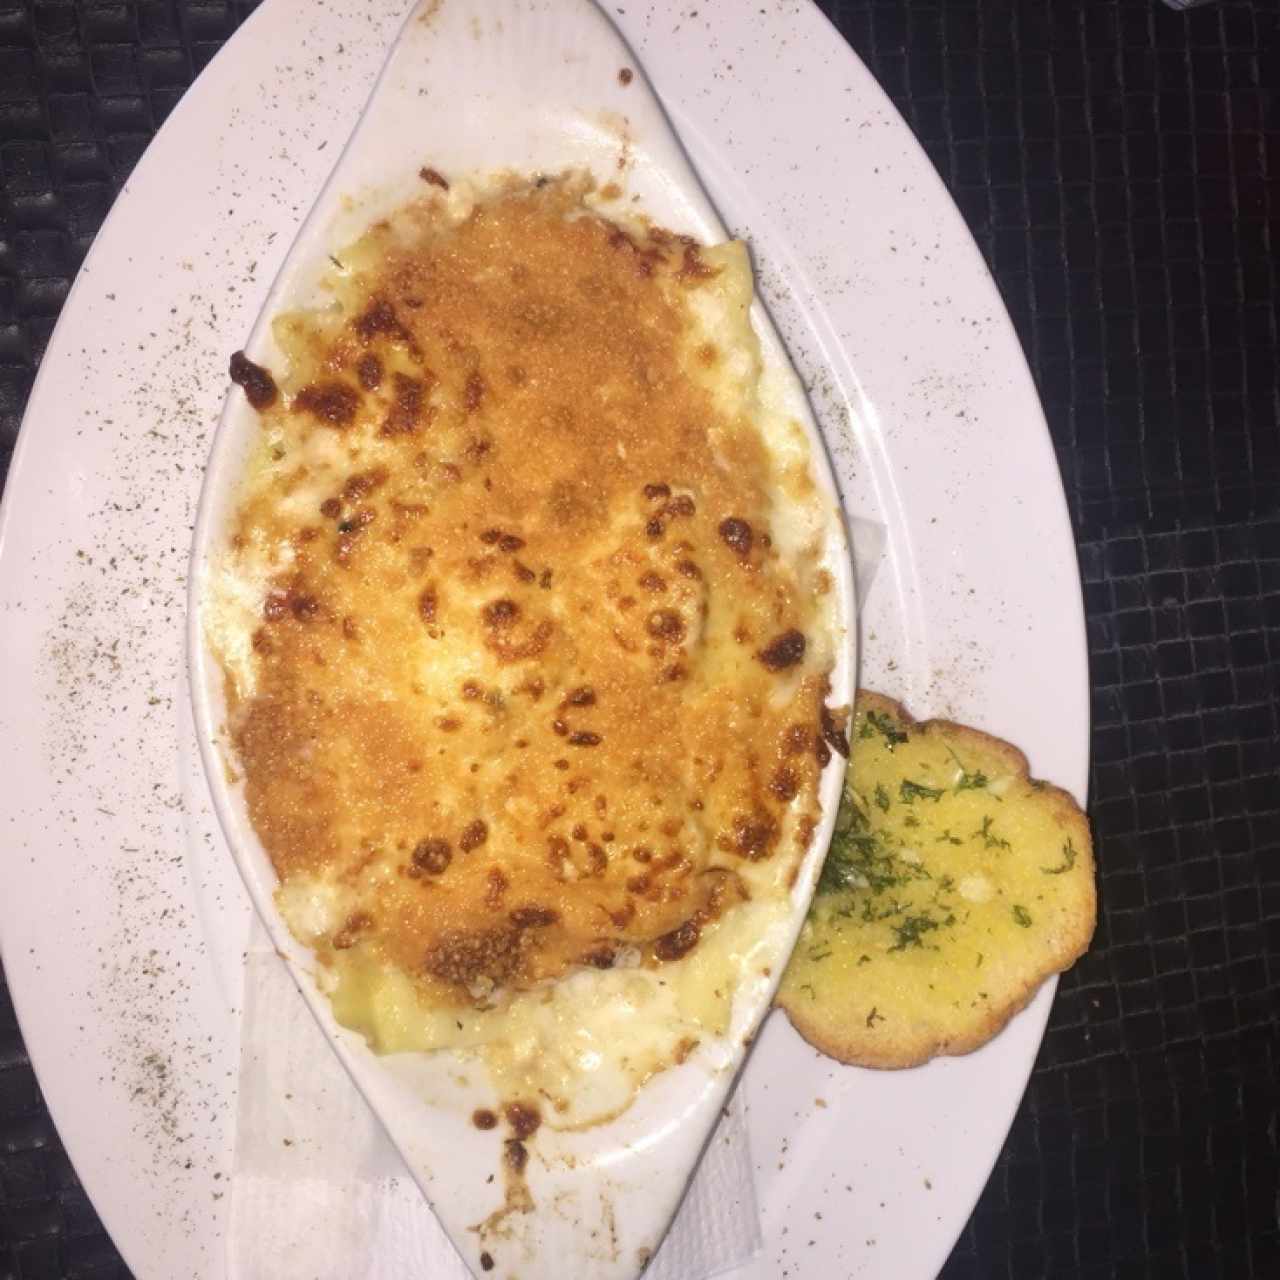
top-left (220, 177), bottom-right (833, 1009)
top-left (777, 691), bottom-right (1096, 1069)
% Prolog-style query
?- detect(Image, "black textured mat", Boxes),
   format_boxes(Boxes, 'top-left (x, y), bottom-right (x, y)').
top-left (2, 2), bottom-right (1278, 1278)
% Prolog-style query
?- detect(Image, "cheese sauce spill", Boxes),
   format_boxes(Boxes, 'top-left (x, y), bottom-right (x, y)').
top-left (210, 174), bottom-right (836, 1126)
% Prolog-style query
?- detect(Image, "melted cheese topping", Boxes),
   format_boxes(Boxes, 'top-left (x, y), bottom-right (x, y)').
top-left (211, 175), bottom-right (834, 1124)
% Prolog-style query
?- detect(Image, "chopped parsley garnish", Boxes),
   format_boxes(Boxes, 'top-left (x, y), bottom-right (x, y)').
top-left (817, 830), bottom-right (888, 894)
top-left (1012, 904), bottom-right (1033, 928)
top-left (946, 745), bottom-right (989, 792)
top-left (890, 913), bottom-right (942, 951)
top-left (873, 783), bottom-right (891, 812)
top-left (861, 895), bottom-right (908, 924)
top-left (816, 857), bottom-right (850, 896)
top-left (816, 786), bottom-right (930, 896)
top-left (974, 814), bottom-right (1011, 851)
top-left (900, 778), bottom-right (944, 804)
top-left (935, 829), bottom-right (962, 846)
top-left (859, 710), bottom-right (908, 748)
top-left (1042, 838), bottom-right (1078, 875)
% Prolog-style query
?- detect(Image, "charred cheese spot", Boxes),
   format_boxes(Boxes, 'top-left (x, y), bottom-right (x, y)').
top-left (294, 380), bottom-right (360, 428)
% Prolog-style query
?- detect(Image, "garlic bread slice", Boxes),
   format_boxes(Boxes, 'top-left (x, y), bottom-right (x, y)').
top-left (777, 691), bottom-right (1095, 1069)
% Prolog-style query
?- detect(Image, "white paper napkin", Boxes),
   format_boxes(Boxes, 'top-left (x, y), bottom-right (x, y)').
top-left (847, 514), bottom-right (886, 609)
top-left (227, 515), bottom-right (886, 1279)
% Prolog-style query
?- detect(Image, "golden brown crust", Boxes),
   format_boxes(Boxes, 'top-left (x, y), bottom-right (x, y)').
top-left (219, 177), bottom-right (833, 1007)
top-left (776, 690), bottom-right (1096, 1069)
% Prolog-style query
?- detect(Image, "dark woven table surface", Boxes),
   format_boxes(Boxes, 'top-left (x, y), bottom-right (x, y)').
top-left (2, 1), bottom-right (1278, 1277)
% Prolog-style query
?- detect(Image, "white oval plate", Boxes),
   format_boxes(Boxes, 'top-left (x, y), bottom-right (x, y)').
top-left (0, 2), bottom-right (1087, 1279)
top-left (187, 2), bottom-right (855, 1275)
